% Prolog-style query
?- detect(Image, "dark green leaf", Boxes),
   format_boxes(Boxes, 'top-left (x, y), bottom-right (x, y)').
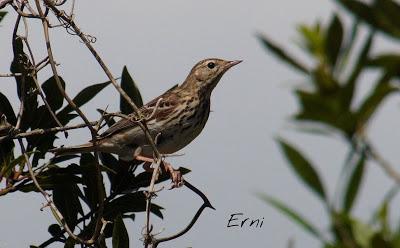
top-left (367, 54), bottom-right (400, 77)
top-left (356, 76), bottom-right (397, 126)
top-left (58, 80), bottom-right (111, 119)
top-left (343, 152), bottom-right (366, 212)
top-left (64, 237), bottom-right (76, 248)
top-left (258, 193), bottom-right (324, 241)
top-left (337, 0), bottom-right (400, 38)
top-left (120, 66), bottom-right (143, 114)
top-left (10, 37), bottom-right (39, 132)
top-left (278, 139), bottom-right (326, 200)
top-left (0, 11), bottom-right (7, 23)
top-left (325, 14), bottom-right (344, 67)
top-left (373, 0), bottom-right (400, 37)
top-left (48, 224), bottom-right (62, 237)
top-left (336, 0), bottom-right (375, 26)
top-left (17, 166), bottom-right (82, 192)
top-left (295, 90), bottom-right (356, 136)
top-left (53, 183), bottom-right (83, 230)
top-left (257, 34), bottom-right (309, 74)
top-left (0, 92), bottom-right (17, 125)
top-left (80, 153), bottom-right (103, 210)
top-left (42, 76), bottom-right (66, 111)
top-left (370, 233), bottom-right (390, 248)
top-left (342, 32), bottom-right (374, 109)
top-left (105, 191), bottom-right (163, 219)
top-left (112, 215), bottom-right (129, 248)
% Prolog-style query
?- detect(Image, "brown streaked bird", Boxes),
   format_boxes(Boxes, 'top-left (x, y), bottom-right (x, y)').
top-left (51, 58), bottom-right (241, 184)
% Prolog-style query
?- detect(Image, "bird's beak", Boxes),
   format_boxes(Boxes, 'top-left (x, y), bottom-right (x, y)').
top-left (225, 60), bottom-right (243, 69)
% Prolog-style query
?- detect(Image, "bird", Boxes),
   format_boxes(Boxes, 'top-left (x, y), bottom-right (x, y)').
top-left (51, 58), bottom-right (241, 185)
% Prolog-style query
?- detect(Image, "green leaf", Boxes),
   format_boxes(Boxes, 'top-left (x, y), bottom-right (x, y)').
top-left (42, 76), bottom-right (66, 111)
top-left (57, 80), bottom-right (111, 120)
top-left (0, 11), bottom-right (7, 23)
top-left (373, 0), bottom-right (400, 37)
top-left (48, 223), bottom-right (62, 237)
top-left (325, 14), bottom-right (344, 67)
top-left (367, 54), bottom-right (400, 77)
top-left (351, 218), bottom-right (375, 247)
top-left (80, 153), bottom-right (103, 210)
top-left (105, 192), bottom-right (163, 219)
top-left (257, 34), bottom-right (309, 74)
top-left (343, 152), bottom-right (366, 213)
top-left (120, 66), bottom-right (143, 114)
top-left (342, 32), bottom-right (374, 109)
top-left (278, 139), bottom-right (326, 201)
top-left (64, 237), bottom-right (76, 248)
top-left (10, 37), bottom-right (39, 132)
top-left (112, 215), bottom-right (129, 248)
top-left (294, 90), bottom-right (357, 137)
top-left (258, 193), bottom-right (325, 241)
top-left (337, 0), bottom-right (400, 38)
top-left (0, 92), bottom-right (17, 125)
top-left (297, 23), bottom-right (325, 58)
top-left (356, 76), bottom-right (397, 127)
top-left (53, 183), bottom-right (83, 230)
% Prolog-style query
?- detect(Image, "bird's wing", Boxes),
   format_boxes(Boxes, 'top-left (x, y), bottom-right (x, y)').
top-left (99, 91), bottom-right (180, 138)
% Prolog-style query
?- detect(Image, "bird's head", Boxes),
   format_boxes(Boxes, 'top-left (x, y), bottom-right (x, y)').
top-left (183, 58), bottom-right (242, 94)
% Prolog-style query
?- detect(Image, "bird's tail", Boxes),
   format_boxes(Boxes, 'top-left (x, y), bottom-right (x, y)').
top-left (49, 143), bottom-right (95, 156)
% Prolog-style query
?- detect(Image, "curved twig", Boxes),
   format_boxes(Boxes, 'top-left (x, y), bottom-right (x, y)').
top-left (151, 181), bottom-right (215, 247)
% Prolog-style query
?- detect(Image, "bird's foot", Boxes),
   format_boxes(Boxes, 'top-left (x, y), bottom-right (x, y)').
top-left (162, 161), bottom-right (184, 189)
top-left (137, 156), bottom-right (183, 189)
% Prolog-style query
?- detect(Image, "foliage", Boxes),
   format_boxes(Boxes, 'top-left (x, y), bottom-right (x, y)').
top-left (0, 38), bottom-right (189, 247)
top-left (258, 0), bottom-right (400, 247)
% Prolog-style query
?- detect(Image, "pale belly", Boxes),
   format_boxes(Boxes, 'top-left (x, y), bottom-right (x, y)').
top-left (142, 105), bottom-right (210, 156)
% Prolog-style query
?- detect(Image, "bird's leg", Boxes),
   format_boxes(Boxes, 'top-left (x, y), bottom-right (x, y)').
top-left (135, 155), bottom-right (156, 164)
top-left (134, 155), bottom-right (183, 188)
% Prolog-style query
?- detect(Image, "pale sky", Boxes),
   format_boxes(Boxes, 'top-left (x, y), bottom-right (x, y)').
top-left (1, 0), bottom-right (400, 247)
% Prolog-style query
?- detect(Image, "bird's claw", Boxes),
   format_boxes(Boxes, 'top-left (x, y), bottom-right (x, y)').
top-left (163, 162), bottom-right (184, 189)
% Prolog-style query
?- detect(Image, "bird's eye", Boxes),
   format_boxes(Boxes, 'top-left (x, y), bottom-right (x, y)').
top-left (207, 62), bottom-right (215, 69)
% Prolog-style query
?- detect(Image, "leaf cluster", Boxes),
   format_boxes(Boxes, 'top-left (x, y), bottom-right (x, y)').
top-left (0, 38), bottom-right (190, 247)
top-left (258, 0), bottom-right (400, 247)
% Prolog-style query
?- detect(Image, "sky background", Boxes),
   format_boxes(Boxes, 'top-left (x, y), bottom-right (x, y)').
top-left (1, 0), bottom-right (400, 247)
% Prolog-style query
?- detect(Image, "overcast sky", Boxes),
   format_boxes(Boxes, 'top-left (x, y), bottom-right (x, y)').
top-left (1, 0), bottom-right (400, 247)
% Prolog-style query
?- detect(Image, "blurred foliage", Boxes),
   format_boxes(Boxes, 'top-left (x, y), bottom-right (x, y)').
top-left (258, 0), bottom-right (400, 247)
top-left (0, 34), bottom-right (191, 247)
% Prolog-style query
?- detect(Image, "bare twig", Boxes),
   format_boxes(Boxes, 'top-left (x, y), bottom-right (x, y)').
top-left (150, 181), bottom-right (215, 247)
top-left (33, 0), bottom-right (105, 244)
top-left (365, 140), bottom-right (400, 184)
top-left (18, 138), bottom-right (85, 243)
top-left (0, 0), bottom-right (12, 9)
top-left (12, 121), bottom-right (97, 138)
top-left (0, 73), bottom-right (23, 77)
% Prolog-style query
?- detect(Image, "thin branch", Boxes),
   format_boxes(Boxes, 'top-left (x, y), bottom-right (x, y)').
top-left (21, 30), bottom-right (66, 136)
top-left (12, 121), bottom-right (97, 138)
top-left (151, 181), bottom-right (215, 247)
top-left (365, 140), bottom-right (400, 184)
top-left (41, 4), bottom-right (170, 244)
top-left (18, 138), bottom-right (85, 243)
top-left (0, 73), bottom-right (23, 77)
top-left (33, 0), bottom-right (105, 244)
top-left (0, 0), bottom-right (12, 9)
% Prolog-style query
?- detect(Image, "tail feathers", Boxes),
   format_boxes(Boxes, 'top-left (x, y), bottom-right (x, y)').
top-left (50, 143), bottom-right (95, 156)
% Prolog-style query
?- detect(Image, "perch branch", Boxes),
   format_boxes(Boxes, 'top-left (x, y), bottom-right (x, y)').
top-left (150, 181), bottom-right (215, 247)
